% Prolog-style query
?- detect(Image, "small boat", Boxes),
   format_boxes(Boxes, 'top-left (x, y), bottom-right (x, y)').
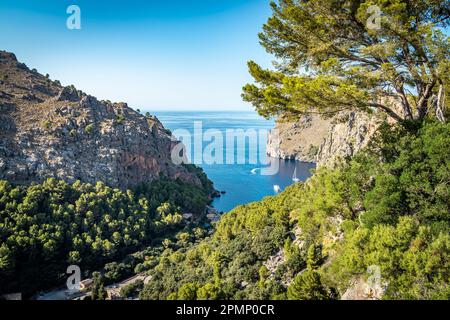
top-left (250, 168), bottom-right (259, 174)
top-left (273, 185), bottom-right (281, 193)
top-left (292, 167), bottom-right (300, 182)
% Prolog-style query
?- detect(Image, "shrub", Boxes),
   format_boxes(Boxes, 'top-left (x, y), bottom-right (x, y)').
top-left (85, 124), bottom-right (94, 134)
top-left (42, 120), bottom-right (52, 130)
top-left (116, 114), bottom-right (125, 124)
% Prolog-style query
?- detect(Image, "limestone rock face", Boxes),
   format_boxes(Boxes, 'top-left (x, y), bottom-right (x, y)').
top-left (316, 112), bottom-right (380, 167)
top-left (266, 112), bottom-right (380, 167)
top-left (266, 115), bottom-right (332, 163)
top-left (341, 276), bottom-right (386, 300)
top-left (0, 50), bottom-right (202, 189)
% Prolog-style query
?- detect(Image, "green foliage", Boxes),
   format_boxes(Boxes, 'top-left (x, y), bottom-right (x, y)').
top-left (197, 283), bottom-right (221, 300)
top-left (116, 114), bottom-right (125, 124)
top-left (307, 121), bottom-right (449, 299)
top-left (330, 216), bottom-right (450, 299)
top-left (91, 272), bottom-right (107, 300)
top-left (85, 124), bottom-right (94, 134)
top-left (0, 177), bottom-right (211, 296)
top-left (243, 0), bottom-right (450, 123)
top-left (138, 181), bottom-right (306, 300)
top-left (287, 270), bottom-right (336, 300)
top-left (177, 283), bottom-right (199, 300)
top-left (362, 122), bottom-right (450, 227)
top-left (182, 164), bottom-right (216, 196)
top-left (42, 120), bottom-right (52, 130)
top-left (120, 279), bottom-right (144, 299)
top-left (134, 177), bottom-right (212, 215)
top-left (136, 165), bottom-right (351, 300)
top-left (138, 120), bottom-right (449, 300)
top-left (306, 244), bottom-right (322, 270)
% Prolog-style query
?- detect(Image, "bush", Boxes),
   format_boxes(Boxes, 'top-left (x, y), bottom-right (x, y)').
top-left (116, 114), bottom-right (125, 124)
top-left (120, 280), bottom-right (144, 298)
top-left (287, 270), bottom-right (336, 300)
top-left (42, 120), bottom-right (52, 130)
top-left (85, 124), bottom-right (94, 134)
top-left (69, 129), bottom-right (77, 137)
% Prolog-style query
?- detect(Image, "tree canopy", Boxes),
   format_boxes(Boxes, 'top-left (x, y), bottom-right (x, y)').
top-left (0, 177), bottom-right (212, 296)
top-left (243, 0), bottom-right (450, 123)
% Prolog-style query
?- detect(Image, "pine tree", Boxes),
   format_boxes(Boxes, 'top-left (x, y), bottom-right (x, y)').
top-left (287, 270), bottom-right (334, 300)
top-left (306, 243), bottom-right (322, 270)
top-left (91, 272), bottom-right (107, 300)
top-left (243, 0), bottom-right (450, 124)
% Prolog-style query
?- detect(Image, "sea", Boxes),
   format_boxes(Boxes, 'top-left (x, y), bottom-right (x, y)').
top-left (152, 111), bottom-right (316, 212)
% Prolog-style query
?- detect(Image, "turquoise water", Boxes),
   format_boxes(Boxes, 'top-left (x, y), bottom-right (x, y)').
top-left (152, 111), bottom-right (316, 212)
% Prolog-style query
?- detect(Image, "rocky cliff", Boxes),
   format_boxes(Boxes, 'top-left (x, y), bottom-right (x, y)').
top-left (267, 112), bottom-right (381, 167)
top-left (316, 112), bottom-right (380, 167)
top-left (0, 51), bottom-right (203, 189)
top-left (266, 115), bottom-right (332, 163)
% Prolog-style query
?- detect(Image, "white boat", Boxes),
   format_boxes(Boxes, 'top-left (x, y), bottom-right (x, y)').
top-left (250, 168), bottom-right (259, 174)
top-left (273, 185), bottom-right (281, 193)
top-left (292, 167), bottom-right (300, 182)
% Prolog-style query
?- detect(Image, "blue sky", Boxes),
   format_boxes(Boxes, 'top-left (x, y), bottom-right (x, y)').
top-left (0, 0), bottom-right (273, 111)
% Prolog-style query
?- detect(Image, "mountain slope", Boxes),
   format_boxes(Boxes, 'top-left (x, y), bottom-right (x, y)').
top-left (0, 51), bottom-right (201, 189)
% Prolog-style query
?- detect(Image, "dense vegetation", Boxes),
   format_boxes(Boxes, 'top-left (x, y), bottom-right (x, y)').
top-left (138, 121), bottom-right (449, 300)
top-left (0, 176), bottom-right (212, 296)
top-left (1, 0), bottom-right (448, 301)
top-left (2, 120), bottom-right (446, 300)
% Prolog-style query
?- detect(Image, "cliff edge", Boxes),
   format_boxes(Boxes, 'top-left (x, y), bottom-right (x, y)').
top-left (267, 112), bottom-right (381, 167)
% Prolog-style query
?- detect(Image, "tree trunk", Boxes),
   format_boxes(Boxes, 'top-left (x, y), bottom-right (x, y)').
top-left (435, 85), bottom-right (446, 123)
top-left (415, 80), bottom-right (436, 119)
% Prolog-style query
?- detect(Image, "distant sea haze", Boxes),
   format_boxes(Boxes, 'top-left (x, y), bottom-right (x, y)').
top-left (152, 111), bottom-right (315, 212)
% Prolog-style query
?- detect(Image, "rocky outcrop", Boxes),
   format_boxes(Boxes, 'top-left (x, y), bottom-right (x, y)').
top-left (57, 85), bottom-right (81, 102)
top-left (316, 112), bottom-right (380, 167)
top-left (266, 115), bottom-right (332, 163)
top-left (266, 112), bottom-right (380, 167)
top-left (0, 50), bottom-right (204, 189)
top-left (341, 276), bottom-right (386, 300)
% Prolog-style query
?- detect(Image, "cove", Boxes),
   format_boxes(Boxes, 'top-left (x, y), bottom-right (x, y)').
top-left (153, 111), bottom-right (315, 212)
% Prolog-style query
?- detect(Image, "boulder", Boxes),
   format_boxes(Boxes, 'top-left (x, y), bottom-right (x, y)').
top-left (57, 86), bottom-right (81, 102)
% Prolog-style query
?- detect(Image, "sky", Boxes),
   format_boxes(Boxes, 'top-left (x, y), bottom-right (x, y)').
top-left (0, 0), bottom-right (274, 111)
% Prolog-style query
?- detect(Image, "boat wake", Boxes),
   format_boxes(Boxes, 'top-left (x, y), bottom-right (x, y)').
top-left (292, 167), bottom-right (300, 182)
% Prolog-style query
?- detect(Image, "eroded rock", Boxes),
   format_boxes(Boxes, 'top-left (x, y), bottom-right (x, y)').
top-left (0, 50), bottom-right (204, 190)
